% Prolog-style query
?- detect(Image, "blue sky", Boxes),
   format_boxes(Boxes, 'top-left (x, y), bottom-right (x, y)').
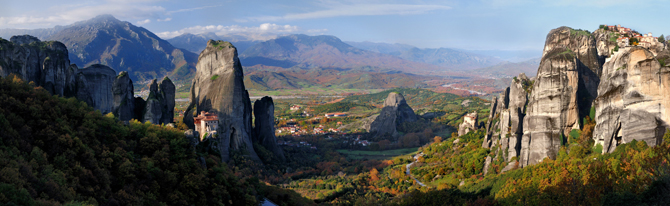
top-left (0, 0), bottom-right (667, 51)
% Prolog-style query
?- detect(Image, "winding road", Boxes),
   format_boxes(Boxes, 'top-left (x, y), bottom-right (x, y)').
top-left (406, 162), bottom-right (426, 187)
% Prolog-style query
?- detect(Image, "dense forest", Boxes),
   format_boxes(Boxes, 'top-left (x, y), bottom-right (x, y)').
top-left (0, 75), bottom-right (310, 206)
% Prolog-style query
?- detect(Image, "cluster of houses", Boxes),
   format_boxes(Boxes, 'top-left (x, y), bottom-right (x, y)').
top-left (605, 24), bottom-right (660, 49)
top-left (276, 123), bottom-right (343, 136)
top-left (277, 140), bottom-right (317, 149)
top-left (324, 113), bottom-right (348, 118)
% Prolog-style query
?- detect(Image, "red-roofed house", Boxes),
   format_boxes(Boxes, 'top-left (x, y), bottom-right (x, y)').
top-left (194, 111), bottom-right (219, 140)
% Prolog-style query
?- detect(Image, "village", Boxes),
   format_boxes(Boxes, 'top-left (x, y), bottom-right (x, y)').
top-left (604, 24), bottom-right (664, 49)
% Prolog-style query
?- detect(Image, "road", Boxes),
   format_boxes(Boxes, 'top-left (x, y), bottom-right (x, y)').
top-left (406, 162), bottom-right (426, 187)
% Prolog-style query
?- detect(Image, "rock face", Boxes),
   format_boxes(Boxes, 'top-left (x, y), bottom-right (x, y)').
top-left (0, 35), bottom-right (117, 113)
top-left (112, 72), bottom-right (135, 121)
top-left (253, 96), bottom-right (285, 161)
top-left (593, 29), bottom-right (618, 65)
top-left (593, 47), bottom-right (670, 153)
top-left (184, 40), bottom-right (260, 162)
top-left (142, 78), bottom-right (175, 125)
top-left (364, 92), bottom-right (418, 137)
top-left (78, 64), bottom-right (115, 114)
top-left (458, 112), bottom-right (478, 136)
top-left (482, 27), bottom-right (603, 173)
top-left (160, 78), bottom-right (176, 124)
top-left (0, 35), bottom-right (76, 97)
top-left (518, 27), bottom-right (601, 167)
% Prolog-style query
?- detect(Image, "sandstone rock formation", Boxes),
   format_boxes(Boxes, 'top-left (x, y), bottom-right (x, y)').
top-left (142, 78), bottom-right (175, 125)
top-left (112, 72), bottom-right (135, 121)
top-left (160, 77), bottom-right (176, 124)
top-left (78, 64), bottom-right (115, 114)
top-left (364, 92), bottom-right (418, 137)
top-left (184, 40), bottom-right (260, 162)
top-left (593, 47), bottom-right (670, 153)
top-left (593, 29), bottom-right (618, 64)
top-left (1, 35), bottom-right (76, 97)
top-left (518, 27), bottom-right (602, 167)
top-left (0, 35), bottom-right (117, 113)
top-left (253, 96), bottom-right (285, 161)
top-left (482, 27), bottom-right (603, 172)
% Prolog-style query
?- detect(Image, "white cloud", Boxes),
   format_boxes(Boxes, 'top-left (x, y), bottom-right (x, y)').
top-left (240, 4), bottom-right (451, 22)
top-left (166, 5), bottom-right (222, 15)
top-left (136, 19), bottom-right (151, 25)
top-left (156, 23), bottom-right (322, 40)
top-left (0, 1), bottom-right (218, 29)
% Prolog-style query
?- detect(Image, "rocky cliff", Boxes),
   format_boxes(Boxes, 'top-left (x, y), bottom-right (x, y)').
top-left (364, 92), bottom-right (418, 137)
top-left (517, 27), bottom-right (602, 167)
top-left (112, 72), bottom-right (135, 121)
top-left (0, 35), bottom-right (76, 97)
top-left (77, 64), bottom-right (115, 114)
top-left (0, 35), bottom-right (116, 113)
top-left (184, 40), bottom-right (260, 162)
top-left (593, 29), bottom-right (618, 64)
top-left (112, 73), bottom-right (175, 124)
top-left (593, 47), bottom-right (670, 153)
top-left (253, 96), bottom-right (285, 161)
top-left (482, 27), bottom-right (603, 171)
top-left (482, 73), bottom-right (531, 172)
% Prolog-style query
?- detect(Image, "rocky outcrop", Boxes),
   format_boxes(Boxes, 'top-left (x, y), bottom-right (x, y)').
top-left (112, 72), bottom-right (135, 121)
top-left (0, 35), bottom-right (76, 97)
top-left (517, 27), bottom-right (602, 167)
top-left (160, 77), bottom-right (176, 124)
top-left (593, 29), bottom-right (618, 65)
top-left (78, 64), bottom-right (115, 113)
top-left (593, 47), bottom-right (670, 153)
top-left (253, 96), bottom-right (285, 161)
top-left (482, 73), bottom-right (531, 173)
top-left (458, 112), bottom-right (478, 136)
top-left (184, 40), bottom-right (260, 162)
top-left (142, 78), bottom-right (175, 125)
top-left (0, 35), bottom-right (117, 114)
top-left (364, 92), bottom-right (418, 137)
top-left (482, 27), bottom-right (603, 173)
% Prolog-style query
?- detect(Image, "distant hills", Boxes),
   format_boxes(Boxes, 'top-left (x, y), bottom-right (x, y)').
top-left (346, 41), bottom-right (504, 70)
top-left (0, 14), bottom-right (542, 92)
top-left (239, 34), bottom-right (454, 76)
top-left (243, 67), bottom-right (432, 91)
top-left (0, 15), bottom-right (198, 84)
top-left (473, 57), bottom-right (541, 78)
top-left (166, 32), bottom-right (260, 54)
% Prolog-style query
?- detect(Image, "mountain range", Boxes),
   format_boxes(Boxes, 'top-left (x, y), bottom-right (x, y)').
top-left (166, 32), bottom-right (260, 54)
top-left (0, 15), bottom-right (198, 85)
top-left (0, 14), bottom-right (541, 92)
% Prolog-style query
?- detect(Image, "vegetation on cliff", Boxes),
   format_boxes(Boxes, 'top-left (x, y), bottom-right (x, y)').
top-left (0, 75), bottom-right (309, 205)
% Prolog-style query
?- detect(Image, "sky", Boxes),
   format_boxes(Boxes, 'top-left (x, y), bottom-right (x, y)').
top-left (0, 0), bottom-right (668, 51)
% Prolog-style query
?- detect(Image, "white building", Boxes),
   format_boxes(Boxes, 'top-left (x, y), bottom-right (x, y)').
top-left (194, 111), bottom-right (219, 140)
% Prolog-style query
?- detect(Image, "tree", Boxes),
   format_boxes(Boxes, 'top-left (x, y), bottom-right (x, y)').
top-left (370, 168), bottom-right (380, 181)
top-left (434, 136), bottom-right (442, 143)
top-left (659, 35), bottom-right (665, 43)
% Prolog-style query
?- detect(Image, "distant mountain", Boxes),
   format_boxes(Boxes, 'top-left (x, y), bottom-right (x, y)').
top-left (473, 57), bottom-right (541, 78)
top-left (244, 67), bottom-right (432, 91)
top-left (346, 41), bottom-right (502, 70)
top-left (464, 49), bottom-right (542, 62)
top-left (345, 41), bottom-right (415, 55)
top-left (167, 32), bottom-right (260, 54)
top-left (0, 15), bottom-right (198, 83)
top-left (239, 34), bottom-right (450, 75)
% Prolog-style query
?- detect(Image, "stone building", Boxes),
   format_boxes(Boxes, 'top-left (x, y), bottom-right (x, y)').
top-left (194, 111), bottom-right (219, 140)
